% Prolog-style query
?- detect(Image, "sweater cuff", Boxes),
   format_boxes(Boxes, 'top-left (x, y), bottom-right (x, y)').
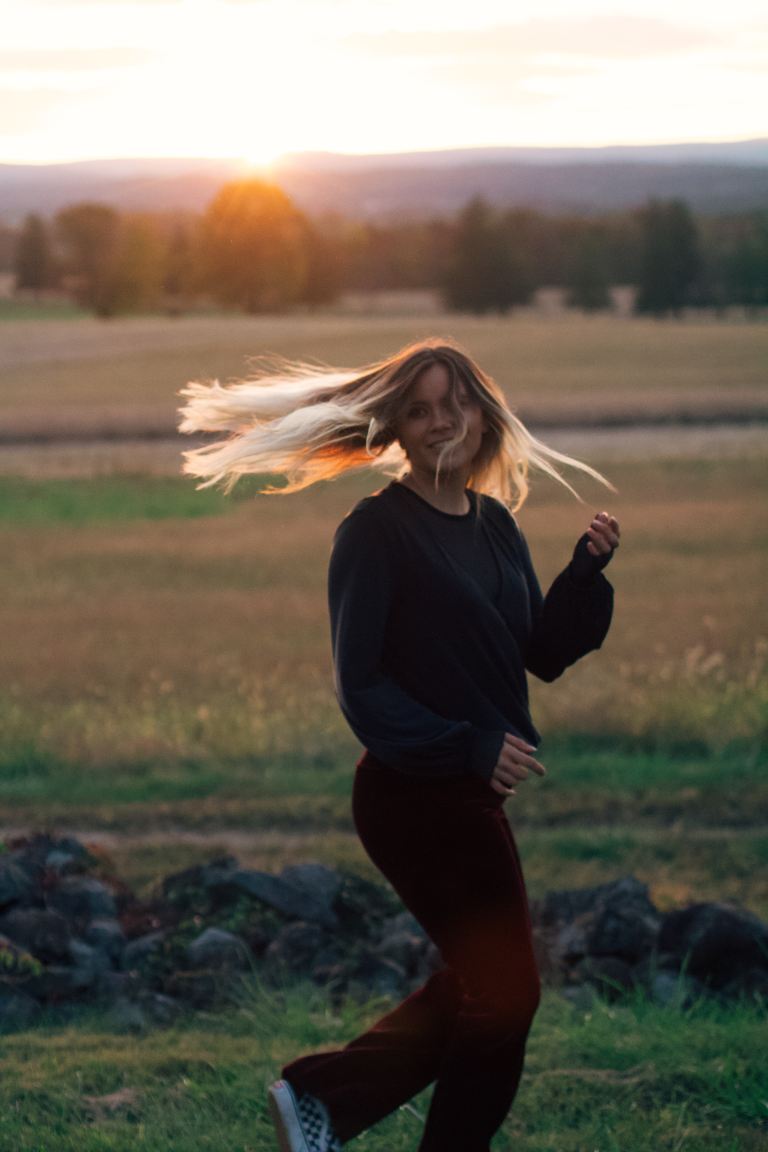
top-left (468, 728), bottom-right (506, 782)
top-left (566, 562), bottom-right (612, 592)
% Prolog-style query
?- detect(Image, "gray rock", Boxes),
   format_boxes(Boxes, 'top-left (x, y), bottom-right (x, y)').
top-left (54, 836), bottom-right (91, 858)
top-left (0, 986), bottom-right (41, 1027)
top-left (223, 870), bottom-right (338, 928)
top-left (658, 902), bottom-right (768, 988)
top-left (160, 856), bottom-right (240, 908)
top-left (121, 930), bottom-right (166, 972)
top-left (0, 855), bottom-right (40, 907)
top-left (380, 911), bottom-right (427, 940)
top-left (46, 876), bottom-right (117, 923)
top-left (533, 876), bottom-right (662, 981)
top-left (263, 921), bottom-right (327, 977)
top-left (108, 996), bottom-right (151, 1033)
top-left (95, 970), bottom-right (136, 999)
top-left (533, 875), bottom-right (656, 930)
top-left (69, 938), bottom-right (110, 980)
top-left (19, 938), bottom-right (111, 1000)
top-left (44, 850), bottom-right (80, 874)
top-left (720, 965), bottom-right (768, 1001)
top-left (185, 927), bottom-right (251, 971)
top-left (280, 864), bottom-right (342, 925)
top-left (650, 969), bottom-right (707, 1008)
top-left (24, 962), bottom-right (96, 999)
top-left (0, 931), bottom-right (42, 979)
top-left (136, 990), bottom-right (185, 1025)
top-left (553, 915), bottom-right (593, 965)
top-left (0, 907), bottom-right (71, 963)
top-left (84, 917), bottom-right (126, 962)
top-left (352, 949), bottom-right (408, 999)
top-left (588, 896), bottom-right (660, 963)
top-left (373, 931), bottom-right (428, 977)
top-left (572, 955), bottom-right (635, 1000)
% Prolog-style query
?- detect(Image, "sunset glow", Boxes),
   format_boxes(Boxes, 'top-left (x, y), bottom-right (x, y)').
top-left (0, 0), bottom-right (766, 164)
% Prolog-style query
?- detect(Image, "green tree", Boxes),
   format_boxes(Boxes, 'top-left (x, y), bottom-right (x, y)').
top-left (200, 179), bottom-right (308, 313)
top-left (55, 202), bottom-right (120, 316)
top-left (107, 213), bottom-right (166, 313)
top-left (299, 221), bottom-right (342, 307)
top-left (14, 213), bottom-right (55, 297)
top-left (163, 219), bottom-right (197, 312)
top-left (566, 226), bottom-right (612, 312)
top-left (635, 199), bottom-right (701, 316)
top-left (443, 198), bottom-right (534, 314)
top-left (727, 212), bottom-right (768, 312)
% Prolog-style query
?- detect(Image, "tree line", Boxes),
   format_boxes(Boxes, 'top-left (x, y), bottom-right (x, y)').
top-left (8, 177), bottom-right (768, 317)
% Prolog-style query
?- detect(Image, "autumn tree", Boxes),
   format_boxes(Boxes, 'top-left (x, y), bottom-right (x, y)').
top-left (200, 179), bottom-right (308, 312)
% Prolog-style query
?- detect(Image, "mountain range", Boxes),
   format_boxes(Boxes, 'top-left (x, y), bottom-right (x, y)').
top-left (1, 139), bottom-right (766, 224)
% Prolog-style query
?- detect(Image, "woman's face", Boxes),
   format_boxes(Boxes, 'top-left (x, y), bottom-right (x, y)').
top-left (394, 362), bottom-right (487, 478)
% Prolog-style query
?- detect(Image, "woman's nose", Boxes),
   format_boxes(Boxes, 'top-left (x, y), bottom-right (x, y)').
top-left (429, 408), bottom-right (454, 432)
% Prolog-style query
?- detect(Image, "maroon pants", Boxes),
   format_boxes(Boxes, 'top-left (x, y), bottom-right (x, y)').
top-left (282, 753), bottom-right (541, 1151)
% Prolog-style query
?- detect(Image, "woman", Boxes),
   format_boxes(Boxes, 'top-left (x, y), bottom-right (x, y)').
top-left (178, 338), bottom-right (620, 1152)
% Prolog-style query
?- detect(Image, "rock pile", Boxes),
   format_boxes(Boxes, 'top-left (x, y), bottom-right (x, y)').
top-left (1, 833), bottom-right (766, 1030)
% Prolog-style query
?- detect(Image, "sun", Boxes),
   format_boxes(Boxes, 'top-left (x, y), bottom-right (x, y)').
top-left (242, 145), bottom-right (283, 172)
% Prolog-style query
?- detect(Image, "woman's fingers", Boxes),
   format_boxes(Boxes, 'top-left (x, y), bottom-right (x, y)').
top-left (587, 511), bottom-right (621, 553)
top-left (501, 736), bottom-right (546, 776)
top-left (493, 736), bottom-right (546, 789)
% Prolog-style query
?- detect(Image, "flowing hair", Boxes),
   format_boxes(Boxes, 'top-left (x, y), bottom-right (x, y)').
top-left (178, 337), bottom-right (614, 510)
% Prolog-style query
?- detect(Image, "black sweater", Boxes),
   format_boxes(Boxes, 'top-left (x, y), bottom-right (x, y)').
top-left (328, 480), bottom-right (613, 781)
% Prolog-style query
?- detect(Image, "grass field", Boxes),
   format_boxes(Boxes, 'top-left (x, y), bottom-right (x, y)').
top-left (2, 311), bottom-right (768, 438)
top-left (1, 312), bottom-right (766, 1150)
top-left (2, 985), bottom-right (766, 1152)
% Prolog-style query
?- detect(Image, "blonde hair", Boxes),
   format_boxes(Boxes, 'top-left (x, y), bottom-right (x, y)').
top-left (178, 337), bottom-right (613, 510)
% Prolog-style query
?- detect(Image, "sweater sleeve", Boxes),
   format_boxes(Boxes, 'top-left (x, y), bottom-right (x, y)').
top-left (328, 506), bottom-right (504, 779)
top-left (515, 523), bottom-right (614, 684)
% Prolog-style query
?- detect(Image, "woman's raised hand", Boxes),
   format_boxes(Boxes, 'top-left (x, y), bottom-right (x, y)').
top-left (489, 733), bottom-right (547, 797)
top-left (585, 510), bottom-right (620, 558)
top-left (569, 510), bottom-right (621, 585)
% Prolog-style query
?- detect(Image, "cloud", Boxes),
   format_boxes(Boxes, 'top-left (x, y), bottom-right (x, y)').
top-left (33, 0), bottom-right (180, 4)
top-left (0, 87), bottom-right (85, 133)
top-left (0, 47), bottom-right (153, 72)
top-left (344, 15), bottom-right (717, 63)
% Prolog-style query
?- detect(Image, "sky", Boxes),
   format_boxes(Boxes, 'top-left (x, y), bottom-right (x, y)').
top-left (1, 0), bottom-right (767, 165)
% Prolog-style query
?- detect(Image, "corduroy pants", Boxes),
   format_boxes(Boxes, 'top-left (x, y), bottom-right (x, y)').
top-left (282, 752), bottom-right (541, 1151)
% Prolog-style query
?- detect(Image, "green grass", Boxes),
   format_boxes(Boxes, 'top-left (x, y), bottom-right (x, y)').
top-left (0, 319), bottom-right (766, 1149)
top-left (0, 983), bottom-right (765, 1151)
top-left (0, 475), bottom-right (253, 524)
top-left (0, 298), bottom-right (88, 321)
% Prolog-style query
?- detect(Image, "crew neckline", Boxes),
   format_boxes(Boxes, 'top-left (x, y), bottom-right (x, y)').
top-left (389, 480), bottom-right (476, 520)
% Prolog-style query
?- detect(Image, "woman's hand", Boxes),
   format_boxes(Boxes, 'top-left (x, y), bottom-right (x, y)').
top-left (586, 511), bottom-right (620, 558)
top-left (570, 511), bottom-right (621, 585)
top-left (489, 733), bottom-right (547, 797)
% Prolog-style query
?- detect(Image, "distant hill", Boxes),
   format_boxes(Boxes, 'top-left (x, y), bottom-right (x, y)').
top-left (1, 140), bottom-right (767, 224)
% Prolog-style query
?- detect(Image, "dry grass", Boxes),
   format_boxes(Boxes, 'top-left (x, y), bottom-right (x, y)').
top-left (0, 456), bottom-right (764, 768)
top-left (2, 312), bottom-right (767, 438)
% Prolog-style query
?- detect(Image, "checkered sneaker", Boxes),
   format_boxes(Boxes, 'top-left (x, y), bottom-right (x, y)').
top-left (268, 1079), bottom-right (342, 1152)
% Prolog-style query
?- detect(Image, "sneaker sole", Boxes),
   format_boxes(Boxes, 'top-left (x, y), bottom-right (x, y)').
top-left (268, 1080), bottom-right (310, 1152)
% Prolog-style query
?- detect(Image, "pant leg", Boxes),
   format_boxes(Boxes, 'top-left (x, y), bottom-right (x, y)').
top-left (283, 756), bottom-right (540, 1149)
